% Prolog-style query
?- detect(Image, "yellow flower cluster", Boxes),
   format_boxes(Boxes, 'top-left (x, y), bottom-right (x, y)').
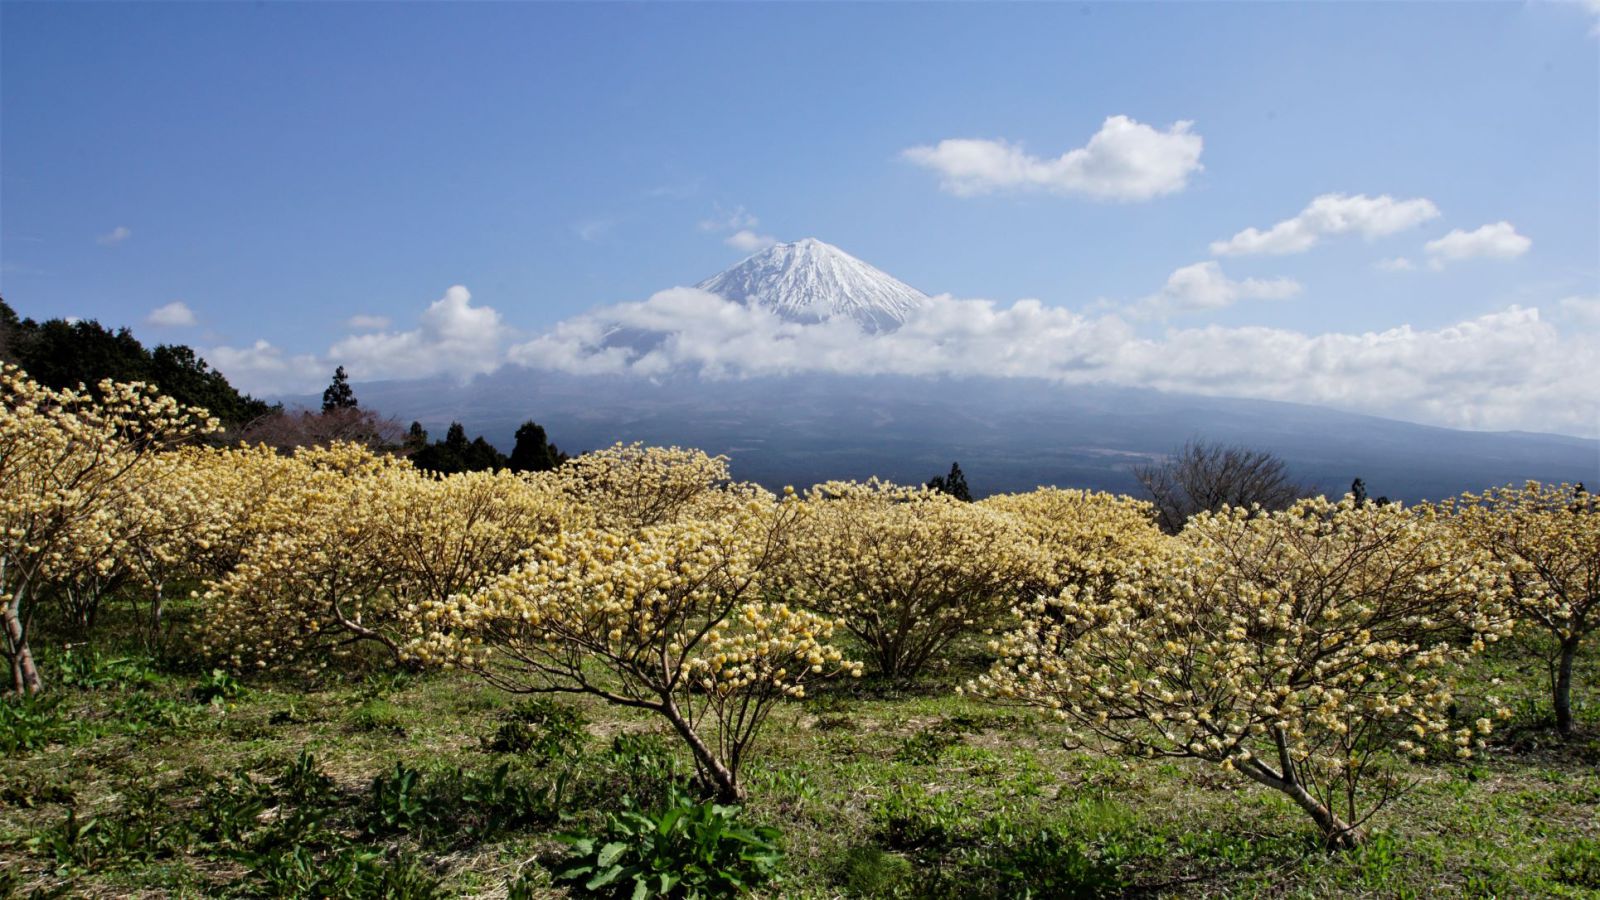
top-left (970, 495), bottom-right (1512, 847)
top-left (199, 453), bottom-right (565, 671)
top-left (981, 487), bottom-right (1171, 600)
top-left (772, 479), bottom-right (1051, 678)
top-left (546, 442), bottom-right (757, 533)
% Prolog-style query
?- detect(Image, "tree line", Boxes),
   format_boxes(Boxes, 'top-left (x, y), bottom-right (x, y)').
top-left (0, 299), bottom-right (565, 476)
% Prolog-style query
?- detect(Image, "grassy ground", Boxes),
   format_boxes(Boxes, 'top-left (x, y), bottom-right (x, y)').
top-left (1, 626), bottom-right (1597, 899)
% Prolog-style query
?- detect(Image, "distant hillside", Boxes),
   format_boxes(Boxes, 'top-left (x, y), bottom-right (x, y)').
top-left (292, 368), bottom-right (1600, 501)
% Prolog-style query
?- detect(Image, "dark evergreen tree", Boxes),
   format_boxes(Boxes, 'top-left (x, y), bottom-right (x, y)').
top-left (927, 462), bottom-right (973, 502)
top-left (0, 296), bottom-right (19, 360)
top-left (405, 421), bottom-right (429, 453)
top-left (409, 421), bottom-right (509, 475)
top-left (508, 420), bottom-right (568, 473)
top-left (321, 366), bottom-right (358, 412)
top-left (467, 436), bottom-right (506, 472)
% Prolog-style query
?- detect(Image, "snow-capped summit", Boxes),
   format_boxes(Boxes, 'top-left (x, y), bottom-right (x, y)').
top-left (696, 238), bottom-right (927, 333)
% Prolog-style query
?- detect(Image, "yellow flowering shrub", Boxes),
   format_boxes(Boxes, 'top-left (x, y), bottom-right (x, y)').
top-left (199, 448), bottom-right (564, 671)
top-left (1443, 482), bottom-right (1599, 735)
top-left (774, 480), bottom-right (1050, 678)
top-left (159, 443), bottom-right (322, 582)
top-left (982, 487), bottom-right (1169, 599)
top-left (50, 449), bottom-right (226, 640)
top-left (0, 366), bottom-right (215, 693)
top-left (418, 494), bottom-right (859, 802)
top-left (970, 496), bottom-right (1511, 848)
top-left (548, 442), bottom-right (747, 533)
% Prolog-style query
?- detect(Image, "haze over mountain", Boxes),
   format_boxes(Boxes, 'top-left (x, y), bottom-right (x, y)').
top-left (283, 240), bottom-right (1599, 501)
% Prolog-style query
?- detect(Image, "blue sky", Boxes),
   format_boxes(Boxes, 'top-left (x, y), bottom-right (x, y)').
top-left (3, 2), bottom-right (1597, 434)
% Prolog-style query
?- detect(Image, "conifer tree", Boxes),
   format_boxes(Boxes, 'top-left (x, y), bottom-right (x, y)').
top-left (321, 366), bottom-right (358, 412)
top-left (927, 462), bottom-right (973, 502)
top-left (405, 421), bottom-right (428, 453)
top-left (508, 420), bottom-right (567, 473)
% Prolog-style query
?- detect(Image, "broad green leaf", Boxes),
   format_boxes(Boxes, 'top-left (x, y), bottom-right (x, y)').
top-left (587, 864), bottom-right (625, 889)
top-left (597, 841), bottom-right (628, 867)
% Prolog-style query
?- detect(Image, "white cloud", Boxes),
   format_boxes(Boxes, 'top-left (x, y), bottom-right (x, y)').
top-left (508, 289), bottom-right (1598, 435)
top-left (202, 277), bottom-right (1597, 436)
top-left (346, 314), bottom-right (392, 331)
top-left (1376, 257), bottom-right (1416, 272)
top-left (209, 286), bottom-right (511, 396)
top-left (726, 229), bottom-right (777, 252)
top-left (328, 286), bottom-right (507, 382)
top-left (1211, 193), bottom-right (1440, 256)
top-left (1132, 261), bottom-right (1301, 318)
top-left (902, 115), bottom-right (1203, 201)
top-left (1424, 221), bottom-right (1532, 268)
top-left (97, 226), bottom-right (132, 246)
top-left (145, 301), bottom-right (198, 328)
top-left (206, 340), bottom-right (326, 397)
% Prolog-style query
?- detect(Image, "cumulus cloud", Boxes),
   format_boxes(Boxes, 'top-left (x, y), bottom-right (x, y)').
top-left (328, 286), bottom-right (506, 382)
top-left (202, 278), bottom-right (1597, 435)
top-left (206, 340), bottom-right (327, 397)
top-left (145, 301), bottom-right (197, 328)
top-left (1424, 222), bottom-right (1531, 268)
top-left (507, 288), bottom-right (1598, 435)
top-left (346, 314), bottom-right (392, 331)
top-left (1211, 193), bottom-right (1440, 256)
top-left (902, 115), bottom-right (1203, 201)
top-left (97, 226), bottom-right (132, 246)
top-left (1131, 262), bottom-right (1301, 318)
top-left (208, 286), bottom-right (510, 396)
top-left (1376, 257), bottom-right (1416, 272)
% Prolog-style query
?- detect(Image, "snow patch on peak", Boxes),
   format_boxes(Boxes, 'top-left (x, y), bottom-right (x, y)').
top-left (696, 238), bottom-right (928, 333)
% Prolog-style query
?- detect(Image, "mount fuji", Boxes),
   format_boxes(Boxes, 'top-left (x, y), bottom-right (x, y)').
top-left (296, 240), bottom-right (1598, 500)
top-left (696, 238), bottom-right (927, 333)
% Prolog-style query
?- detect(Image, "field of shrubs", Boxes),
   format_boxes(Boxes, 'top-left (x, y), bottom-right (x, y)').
top-left (2, 366), bottom-right (1597, 898)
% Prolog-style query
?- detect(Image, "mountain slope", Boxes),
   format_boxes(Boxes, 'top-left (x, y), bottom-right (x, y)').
top-left (695, 238), bottom-right (927, 332)
top-left (336, 370), bottom-right (1600, 502)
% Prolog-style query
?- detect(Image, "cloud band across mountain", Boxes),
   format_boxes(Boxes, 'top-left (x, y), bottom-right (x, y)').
top-left (504, 289), bottom-right (1597, 437)
top-left (201, 240), bottom-right (1598, 438)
